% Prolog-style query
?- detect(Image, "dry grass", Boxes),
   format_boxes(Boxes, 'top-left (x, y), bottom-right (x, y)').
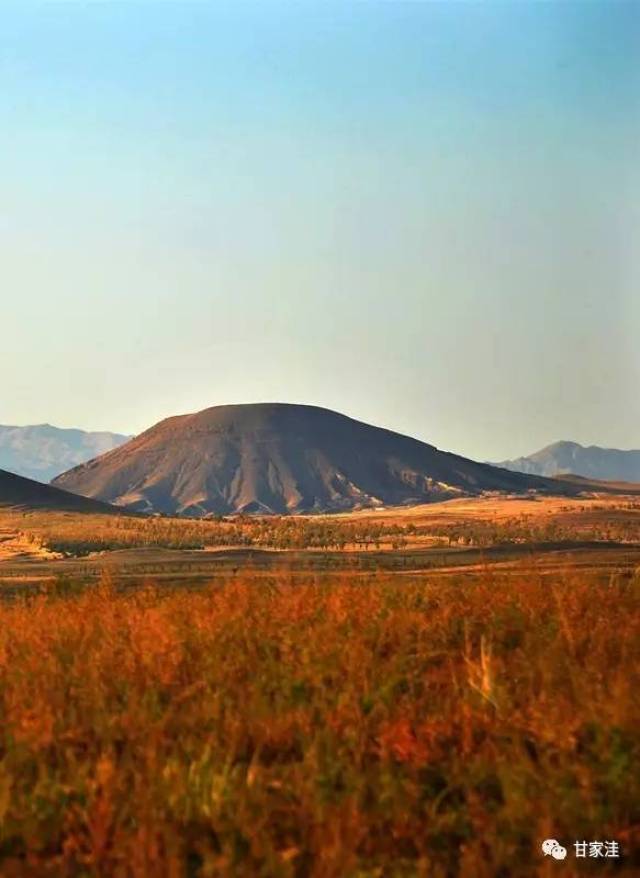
top-left (2, 495), bottom-right (640, 558)
top-left (0, 568), bottom-right (638, 876)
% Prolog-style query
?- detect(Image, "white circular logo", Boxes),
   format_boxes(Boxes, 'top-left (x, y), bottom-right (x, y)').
top-left (542, 839), bottom-right (567, 859)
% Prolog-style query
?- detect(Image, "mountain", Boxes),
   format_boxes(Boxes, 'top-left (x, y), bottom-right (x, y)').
top-left (0, 424), bottom-right (131, 483)
top-left (0, 468), bottom-right (115, 513)
top-left (494, 441), bottom-right (640, 483)
top-left (53, 403), bottom-right (570, 516)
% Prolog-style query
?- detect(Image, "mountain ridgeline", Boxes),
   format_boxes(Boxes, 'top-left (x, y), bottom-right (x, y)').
top-left (494, 441), bottom-right (640, 483)
top-left (0, 424), bottom-right (131, 483)
top-left (52, 403), bottom-right (568, 516)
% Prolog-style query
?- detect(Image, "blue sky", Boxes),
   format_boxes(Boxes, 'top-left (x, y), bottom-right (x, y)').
top-left (1, 1), bottom-right (639, 459)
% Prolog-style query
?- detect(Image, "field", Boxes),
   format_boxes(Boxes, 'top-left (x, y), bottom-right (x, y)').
top-left (0, 495), bottom-right (639, 876)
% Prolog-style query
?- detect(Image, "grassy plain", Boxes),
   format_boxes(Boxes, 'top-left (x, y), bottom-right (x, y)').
top-left (0, 495), bottom-right (639, 876)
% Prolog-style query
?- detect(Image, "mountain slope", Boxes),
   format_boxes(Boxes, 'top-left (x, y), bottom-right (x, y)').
top-left (0, 424), bottom-right (131, 483)
top-left (494, 441), bottom-right (640, 482)
top-left (53, 403), bottom-right (570, 516)
top-left (0, 469), bottom-right (116, 513)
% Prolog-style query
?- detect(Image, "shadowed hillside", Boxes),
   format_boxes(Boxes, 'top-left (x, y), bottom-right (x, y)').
top-left (0, 469), bottom-right (115, 513)
top-left (53, 403), bottom-right (570, 515)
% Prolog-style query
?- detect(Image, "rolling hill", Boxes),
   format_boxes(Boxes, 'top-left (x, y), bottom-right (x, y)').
top-left (0, 469), bottom-right (116, 512)
top-left (0, 424), bottom-right (131, 483)
top-left (53, 403), bottom-right (572, 516)
top-left (494, 440), bottom-right (640, 483)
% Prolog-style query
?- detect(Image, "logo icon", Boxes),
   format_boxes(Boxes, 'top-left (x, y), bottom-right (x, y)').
top-left (542, 839), bottom-right (568, 860)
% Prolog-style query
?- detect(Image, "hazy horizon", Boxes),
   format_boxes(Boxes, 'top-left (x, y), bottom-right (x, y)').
top-left (2, 1), bottom-right (639, 460)
top-left (4, 404), bottom-right (640, 465)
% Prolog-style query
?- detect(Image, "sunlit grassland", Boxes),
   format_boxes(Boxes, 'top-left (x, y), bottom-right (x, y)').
top-left (3, 495), bottom-right (640, 557)
top-left (0, 569), bottom-right (638, 876)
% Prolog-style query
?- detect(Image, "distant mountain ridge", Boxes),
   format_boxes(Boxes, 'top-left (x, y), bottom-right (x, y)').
top-left (494, 441), bottom-right (640, 483)
top-left (0, 424), bottom-right (131, 483)
top-left (53, 402), bottom-right (573, 516)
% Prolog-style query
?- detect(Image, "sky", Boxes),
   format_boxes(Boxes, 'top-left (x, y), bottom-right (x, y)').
top-left (1, 1), bottom-right (639, 461)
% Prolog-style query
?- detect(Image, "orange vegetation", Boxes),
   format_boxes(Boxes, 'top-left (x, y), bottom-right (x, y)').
top-left (0, 568), bottom-right (638, 876)
top-left (2, 494), bottom-right (640, 558)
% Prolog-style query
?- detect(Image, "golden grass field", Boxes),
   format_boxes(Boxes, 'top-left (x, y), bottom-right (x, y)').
top-left (0, 495), bottom-right (639, 876)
